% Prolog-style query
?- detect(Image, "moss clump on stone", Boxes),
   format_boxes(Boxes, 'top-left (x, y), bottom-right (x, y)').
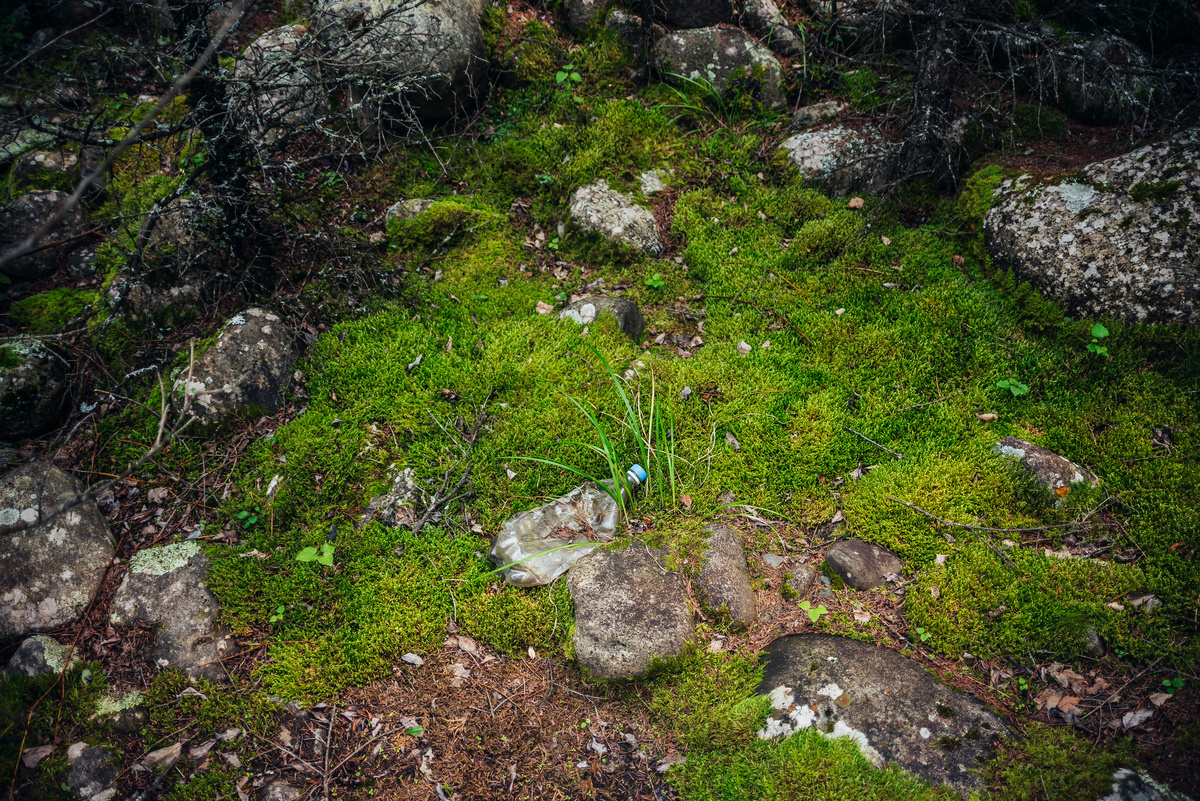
top-left (1128, 179), bottom-right (1183, 204)
top-left (8, 288), bottom-right (99, 335)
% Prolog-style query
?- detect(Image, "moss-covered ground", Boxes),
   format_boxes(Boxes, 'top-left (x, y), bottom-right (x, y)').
top-left (4, 5), bottom-right (1199, 800)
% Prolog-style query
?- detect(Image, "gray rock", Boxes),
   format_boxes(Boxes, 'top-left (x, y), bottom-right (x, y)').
top-left (231, 25), bottom-right (328, 147)
top-left (791, 100), bottom-right (845, 130)
top-left (778, 125), bottom-right (894, 196)
top-left (384, 198), bottom-right (436, 224)
top-left (762, 553), bottom-right (785, 569)
top-left (0, 337), bottom-right (69, 441)
top-left (173, 307), bottom-right (296, 426)
top-left (109, 541), bottom-right (231, 682)
top-left (317, 0), bottom-right (486, 124)
top-left (5, 635), bottom-right (78, 678)
top-left (654, 28), bottom-right (786, 111)
top-left (568, 183), bottom-right (661, 255)
top-left (1085, 627), bottom-right (1105, 660)
top-left (1057, 34), bottom-right (1156, 125)
top-left (606, 10), bottom-right (655, 52)
top-left (106, 273), bottom-right (202, 326)
top-left (818, 573), bottom-right (831, 586)
top-left (559, 296), bottom-right (645, 341)
top-left (823, 538), bottom-right (902, 590)
top-left (261, 780), bottom-right (304, 801)
top-left (139, 196), bottom-right (222, 275)
top-left (787, 564), bottom-right (817, 595)
top-left (564, 0), bottom-right (604, 30)
top-left (817, 587), bottom-right (834, 598)
top-left (0, 190), bottom-right (86, 280)
top-left (1098, 768), bottom-right (1190, 801)
top-left (13, 149), bottom-right (79, 181)
top-left (567, 540), bottom-right (694, 679)
top-left (0, 127), bottom-right (55, 164)
top-left (695, 523), bottom-right (756, 627)
top-left (638, 169), bottom-right (670, 195)
top-left (65, 742), bottom-right (116, 801)
top-left (0, 463), bottom-right (113, 639)
top-left (758, 634), bottom-right (1010, 793)
top-left (984, 131), bottom-right (1200, 326)
top-left (994, 437), bottom-right (1099, 493)
top-left (741, 0), bottom-right (804, 56)
top-left (67, 247), bottom-right (98, 278)
top-left (642, 0), bottom-right (734, 28)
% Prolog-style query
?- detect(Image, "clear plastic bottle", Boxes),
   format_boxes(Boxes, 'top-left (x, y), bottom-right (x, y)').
top-left (488, 464), bottom-right (648, 587)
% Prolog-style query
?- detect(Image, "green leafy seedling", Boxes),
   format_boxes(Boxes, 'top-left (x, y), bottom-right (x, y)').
top-left (237, 505), bottom-right (261, 530)
top-left (799, 600), bottom-right (829, 624)
top-left (645, 273), bottom-right (666, 290)
top-left (1163, 678), bottom-right (1185, 695)
top-left (1086, 322), bottom-right (1110, 356)
top-left (296, 542), bottom-right (335, 567)
top-left (268, 604), bottom-right (285, 624)
top-left (407, 725), bottom-right (424, 737)
top-left (915, 626), bottom-right (933, 643)
top-left (556, 64), bottom-right (583, 86)
top-left (996, 377), bottom-right (1030, 396)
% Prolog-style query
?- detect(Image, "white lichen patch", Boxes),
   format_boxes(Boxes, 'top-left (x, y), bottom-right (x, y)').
top-left (93, 690), bottom-right (143, 718)
top-left (758, 683), bottom-right (883, 767)
top-left (129, 541), bottom-right (201, 575)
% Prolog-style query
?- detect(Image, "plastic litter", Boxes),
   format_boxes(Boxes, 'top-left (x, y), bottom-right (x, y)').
top-left (488, 464), bottom-right (647, 586)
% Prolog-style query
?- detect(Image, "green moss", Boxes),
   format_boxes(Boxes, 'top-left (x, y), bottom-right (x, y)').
top-left (8, 287), bottom-right (99, 334)
top-left (957, 166), bottom-right (1006, 233)
top-left (386, 199), bottom-right (499, 253)
top-left (980, 722), bottom-right (1136, 800)
top-left (1129, 179), bottom-right (1183, 204)
top-left (480, 4), bottom-right (505, 55)
top-left (840, 70), bottom-right (882, 112)
top-left (0, 347), bottom-right (19, 370)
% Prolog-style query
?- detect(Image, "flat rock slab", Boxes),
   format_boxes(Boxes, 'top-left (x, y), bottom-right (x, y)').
top-left (66, 742), bottom-right (116, 801)
top-left (984, 128), bottom-right (1200, 325)
top-left (567, 540), bottom-right (693, 679)
top-left (568, 183), bottom-right (662, 255)
top-left (778, 125), bottom-right (893, 197)
top-left (695, 522), bottom-right (756, 627)
top-left (174, 307), bottom-right (296, 425)
top-left (109, 541), bottom-right (230, 682)
top-left (823, 538), bottom-right (902, 590)
top-left (558, 296), bottom-right (645, 341)
top-left (1, 463), bottom-right (114, 639)
top-left (653, 27), bottom-right (786, 110)
top-left (757, 634), bottom-right (1009, 794)
top-left (994, 437), bottom-right (1099, 492)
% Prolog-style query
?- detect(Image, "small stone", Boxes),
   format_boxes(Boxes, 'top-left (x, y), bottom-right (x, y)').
top-left (817, 587), bottom-right (834, 598)
top-left (1084, 627), bottom-right (1105, 659)
top-left (5, 635), bottom-right (78, 678)
top-left (261, 780), bottom-right (304, 801)
top-left (818, 575), bottom-right (832, 586)
top-left (568, 183), bottom-right (661, 255)
top-left (823, 539), bottom-right (903, 590)
top-left (695, 523), bottom-right (756, 627)
top-left (792, 100), bottom-right (845, 129)
top-left (559, 296), bottom-right (644, 341)
top-left (787, 565), bottom-right (817, 595)
top-left (763, 553), bottom-right (785, 569)
top-left (65, 743), bottom-right (116, 801)
top-left (401, 653), bottom-right (424, 666)
top-left (653, 27), bottom-right (786, 109)
top-left (994, 437), bottom-right (1100, 493)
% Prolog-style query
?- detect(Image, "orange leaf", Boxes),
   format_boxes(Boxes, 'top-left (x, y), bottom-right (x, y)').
top-left (1055, 487), bottom-right (1070, 496)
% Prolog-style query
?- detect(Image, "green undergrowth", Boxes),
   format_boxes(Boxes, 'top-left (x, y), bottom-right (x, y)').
top-left (7, 287), bottom-right (99, 334)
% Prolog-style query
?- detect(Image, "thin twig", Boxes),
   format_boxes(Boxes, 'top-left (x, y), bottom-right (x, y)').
top-left (845, 426), bottom-right (905, 459)
top-left (891, 390), bottom-right (962, 413)
top-left (322, 707), bottom-right (336, 801)
top-left (1077, 656), bottom-right (1165, 721)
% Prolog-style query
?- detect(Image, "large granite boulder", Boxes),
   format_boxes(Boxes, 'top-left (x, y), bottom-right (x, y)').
top-left (0, 338), bottom-right (68, 441)
top-left (994, 437), bottom-right (1099, 493)
top-left (316, 0), bottom-right (487, 125)
top-left (558, 296), bottom-right (645, 341)
top-left (654, 27), bottom-right (786, 111)
top-left (984, 130), bottom-right (1200, 325)
top-left (638, 0), bottom-right (735, 28)
top-left (231, 25), bottom-right (328, 147)
top-left (173, 307), bottom-right (296, 425)
top-left (568, 183), bottom-right (662, 255)
top-left (778, 125), bottom-right (894, 196)
top-left (757, 634), bottom-right (1010, 794)
top-left (695, 522), bottom-right (756, 627)
top-left (0, 463), bottom-right (114, 639)
top-left (109, 541), bottom-right (231, 682)
top-left (567, 541), bottom-right (694, 679)
top-left (0, 190), bottom-right (86, 280)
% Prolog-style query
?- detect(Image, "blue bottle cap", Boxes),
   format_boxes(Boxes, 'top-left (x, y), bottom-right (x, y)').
top-left (628, 464), bottom-right (648, 483)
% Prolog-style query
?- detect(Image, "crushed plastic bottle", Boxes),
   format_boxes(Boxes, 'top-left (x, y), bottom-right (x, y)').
top-left (488, 464), bottom-right (648, 587)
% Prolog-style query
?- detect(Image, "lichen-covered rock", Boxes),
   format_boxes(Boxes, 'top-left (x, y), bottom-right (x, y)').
top-left (742, 0), bottom-right (804, 57)
top-left (605, 10), bottom-right (656, 52)
top-left (568, 183), bottom-right (661, 255)
top-left (558, 296), bottom-right (645, 341)
top-left (778, 125), bottom-right (894, 196)
top-left (316, 0), bottom-right (486, 125)
top-left (1056, 34), bottom-right (1156, 124)
top-left (984, 131), bottom-right (1200, 325)
top-left (994, 437), bottom-right (1099, 492)
top-left (65, 742), bottom-right (117, 801)
top-left (1099, 769), bottom-right (1190, 801)
top-left (567, 540), bottom-right (693, 679)
top-left (823, 538), bottom-right (902, 590)
top-left (640, 0), bottom-right (734, 28)
top-left (0, 337), bottom-right (68, 441)
top-left (92, 691), bottom-right (146, 734)
top-left (791, 100), bottom-right (844, 130)
top-left (0, 190), bottom-right (86, 279)
top-left (5, 635), bottom-right (78, 678)
top-left (231, 25), bottom-right (328, 146)
top-left (173, 307), bottom-right (296, 425)
top-left (0, 463), bottom-right (114, 639)
top-left (106, 273), bottom-right (201, 327)
top-left (139, 196), bottom-right (222, 274)
top-left (758, 635), bottom-right (1010, 794)
top-left (564, 0), bottom-right (603, 30)
top-left (653, 27), bottom-right (786, 111)
top-left (109, 541), bottom-right (231, 682)
top-left (384, 197), bottom-right (436, 224)
top-left (695, 522), bottom-right (756, 627)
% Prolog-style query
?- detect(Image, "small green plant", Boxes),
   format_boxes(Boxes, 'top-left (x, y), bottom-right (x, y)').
top-left (915, 626), bottom-right (933, 643)
top-left (1086, 322), bottom-right (1110, 356)
top-left (237, 505), bottom-right (262, 530)
top-left (996, 377), bottom-right (1030, 396)
top-left (644, 273), bottom-right (666, 290)
top-left (296, 542), bottom-right (335, 567)
top-left (1163, 677), bottom-right (1185, 695)
top-left (799, 601), bottom-right (829, 624)
top-left (320, 171), bottom-right (344, 188)
top-left (556, 63), bottom-right (583, 102)
top-left (268, 605), bottom-right (285, 624)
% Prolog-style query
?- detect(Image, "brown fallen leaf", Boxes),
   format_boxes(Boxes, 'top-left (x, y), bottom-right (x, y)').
top-left (680, 494), bottom-right (692, 510)
top-left (139, 742), bottom-right (182, 772)
top-left (848, 197), bottom-right (865, 209)
top-left (21, 745), bottom-right (54, 768)
top-left (976, 413), bottom-right (998, 422)
top-left (1034, 688), bottom-right (1062, 711)
top-left (1056, 695), bottom-right (1081, 714)
top-left (535, 300), bottom-right (554, 314)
